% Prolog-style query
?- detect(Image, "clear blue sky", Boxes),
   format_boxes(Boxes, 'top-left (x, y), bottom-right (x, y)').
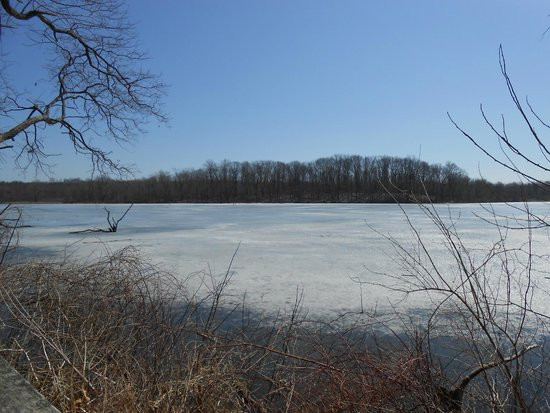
top-left (3, 0), bottom-right (550, 182)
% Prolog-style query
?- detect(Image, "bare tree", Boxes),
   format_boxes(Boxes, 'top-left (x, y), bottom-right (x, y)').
top-left (0, 203), bottom-right (19, 264)
top-left (449, 46), bottom-right (550, 192)
top-left (0, 0), bottom-right (165, 174)
top-left (361, 192), bottom-right (547, 410)
top-left (420, 43), bottom-right (550, 410)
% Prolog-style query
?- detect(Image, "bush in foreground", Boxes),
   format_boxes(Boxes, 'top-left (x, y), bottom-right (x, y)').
top-left (0, 247), bottom-right (463, 412)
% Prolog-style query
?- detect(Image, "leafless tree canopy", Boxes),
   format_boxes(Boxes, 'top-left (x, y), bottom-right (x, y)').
top-left (450, 46), bottom-right (550, 190)
top-left (0, 0), bottom-right (165, 173)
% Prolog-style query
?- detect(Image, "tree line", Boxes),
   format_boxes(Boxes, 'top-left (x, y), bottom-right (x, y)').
top-left (1, 155), bottom-right (548, 203)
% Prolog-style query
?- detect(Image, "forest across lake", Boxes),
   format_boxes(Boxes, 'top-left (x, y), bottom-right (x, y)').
top-left (2, 155), bottom-right (548, 203)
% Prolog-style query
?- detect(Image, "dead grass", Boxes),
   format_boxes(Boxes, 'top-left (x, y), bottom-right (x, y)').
top-left (0, 248), bottom-right (246, 411)
top-left (0, 247), bottom-right (455, 412)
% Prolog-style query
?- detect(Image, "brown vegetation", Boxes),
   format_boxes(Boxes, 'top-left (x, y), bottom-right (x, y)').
top-left (0, 247), bottom-right (439, 412)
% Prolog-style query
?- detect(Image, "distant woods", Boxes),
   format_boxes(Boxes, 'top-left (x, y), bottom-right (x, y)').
top-left (1, 155), bottom-right (548, 203)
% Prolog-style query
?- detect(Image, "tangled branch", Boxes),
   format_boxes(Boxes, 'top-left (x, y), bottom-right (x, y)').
top-left (0, 0), bottom-right (165, 174)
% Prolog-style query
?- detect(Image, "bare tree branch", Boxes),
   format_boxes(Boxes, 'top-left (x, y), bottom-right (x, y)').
top-left (0, 0), bottom-right (166, 174)
top-left (70, 203), bottom-right (133, 233)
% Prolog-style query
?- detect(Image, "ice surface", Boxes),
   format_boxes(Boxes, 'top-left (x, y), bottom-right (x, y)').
top-left (10, 203), bottom-right (550, 320)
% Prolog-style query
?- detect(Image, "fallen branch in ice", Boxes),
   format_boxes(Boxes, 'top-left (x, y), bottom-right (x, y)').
top-left (70, 204), bottom-right (133, 234)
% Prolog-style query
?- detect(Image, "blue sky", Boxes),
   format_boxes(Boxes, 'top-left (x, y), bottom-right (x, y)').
top-left (2, 0), bottom-right (550, 182)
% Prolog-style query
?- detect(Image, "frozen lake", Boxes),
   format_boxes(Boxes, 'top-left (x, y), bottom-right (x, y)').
top-left (10, 203), bottom-right (550, 320)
